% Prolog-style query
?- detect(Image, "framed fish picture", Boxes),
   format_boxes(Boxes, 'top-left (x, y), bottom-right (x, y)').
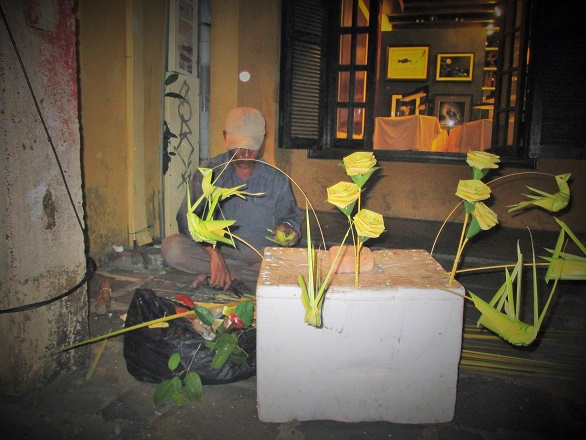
top-left (386, 46), bottom-right (429, 80)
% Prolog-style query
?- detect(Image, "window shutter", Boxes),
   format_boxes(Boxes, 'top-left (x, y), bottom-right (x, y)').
top-left (279, 0), bottom-right (327, 149)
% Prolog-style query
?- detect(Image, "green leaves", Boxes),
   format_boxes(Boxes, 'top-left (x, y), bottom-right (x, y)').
top-left (348, 168), bottom-right (379, 188)
top-left (472, 166), bottom-right (489, 180)
top-left (168, 352), bottom-right (181, 370)
top-left (465, 217), bottom-right (482, 239)
top-left (206, 332), bottom-right (240, 369)
top-left (199, 303), bottom-right (253, 369)
top-left (463, 200), bottom-right (481, 239)
top-left (153, 376), bottom-right (184, 405)
top-left (153, 352), bottom-right (203, 405)
top-left (234, 301), bottom-right (254, 327)
top-left (463, 200), bottom-right (475, 214)
top-left (184, 372), bottom-right (203, 400)
top-left (152, 300), bottom-right (254, 406)
top-left (194, 305), bottom-right (215, 326)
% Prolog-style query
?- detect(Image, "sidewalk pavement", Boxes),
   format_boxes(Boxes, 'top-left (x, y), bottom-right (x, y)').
top-left (1, 215), bottom-right (585, 439)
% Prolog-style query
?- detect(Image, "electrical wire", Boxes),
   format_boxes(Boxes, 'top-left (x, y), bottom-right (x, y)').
top-left (0, 4), bottom-right (95, 314)
top-left (0, 257), bottom-right (97, 314)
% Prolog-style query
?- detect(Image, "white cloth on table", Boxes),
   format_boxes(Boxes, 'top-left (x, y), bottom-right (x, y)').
top-left (448, 119), bottom-right (493, 152)
top-left (373, 115), bottom-right (442, 151)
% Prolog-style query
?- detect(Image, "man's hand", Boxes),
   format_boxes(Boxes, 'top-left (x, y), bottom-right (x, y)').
top-left (207, 248), bottom-right (233, 290)
top-left (189, 244), bottom-right (233, 291)
top-left (268, 222), bottom-right (300, 247)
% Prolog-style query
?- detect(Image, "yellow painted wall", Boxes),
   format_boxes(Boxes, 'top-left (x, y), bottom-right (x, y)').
top-left (79, 0), bottom-right (129, 263)
top-left (237, 0), bottom-right (281, 167)
top-left (80, 0), bottom-right (165, 264)
top-left (210, 0), bottom-right (239, 157)
top-left (287, 152), bottom-right (586, 233)
top-left (210, 0), bottom-right (586, 236)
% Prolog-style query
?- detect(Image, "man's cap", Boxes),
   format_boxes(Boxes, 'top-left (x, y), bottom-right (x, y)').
top-left (224, 107), bottom-right (266, 151)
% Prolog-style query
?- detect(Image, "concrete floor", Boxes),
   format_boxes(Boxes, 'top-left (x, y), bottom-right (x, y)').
top-left (1, 215), bottom-right (585, 439)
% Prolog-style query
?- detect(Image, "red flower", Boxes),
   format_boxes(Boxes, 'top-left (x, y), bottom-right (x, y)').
top-left (225, 312), bottom-right (245, 329)
top-left (175, 295), bottom-right (197, 322)
top-left (175, 294), bottom-right (195, 308)
top-left (175, 306), bottom-right (195, 322)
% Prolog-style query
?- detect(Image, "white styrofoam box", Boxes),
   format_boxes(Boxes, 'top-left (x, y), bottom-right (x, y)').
top-left (256, 247), bottom-right (465, 424)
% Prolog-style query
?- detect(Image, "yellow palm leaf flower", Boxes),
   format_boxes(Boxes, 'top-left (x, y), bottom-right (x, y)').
top-left (471, 202), bottom-right (498, 230)
top-left (199, 167), bottom-right (261, 202)
top-left (456, 179), bottom-right (492, 203)
top-left (507, 173), bottom-right (571, 213)
top-left (543, 257), bottom-right (586, 281)
top-left (470, 242), bottom-right (547, 347)
top-left (342, 152), bottom-right (377, 176)
top-left (199, 167), bottom-right (214, 190)
top-left (354, 209), bottom-right (385, 239)
top-left (187, 212), bottom-right (235, 247)
top-left (265, 228), bottom-right (298, 247)
top-left (326, 181), bottom-right (360, 210)
top-left (542, 217), bottom-right (586, 282)
top-left (298, 203), bottom-right (354, 328)
top-left (466, 151), bottom-right (500, 170)
top-left (470, 292), bottom-right (538, 346)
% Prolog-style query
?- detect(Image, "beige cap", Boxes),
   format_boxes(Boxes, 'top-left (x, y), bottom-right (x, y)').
top-left (224, 107), bottom-right (266, 151)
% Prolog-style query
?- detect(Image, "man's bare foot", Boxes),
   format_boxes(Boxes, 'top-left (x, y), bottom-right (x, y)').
top-left (190, 274), bottom-right (210, 289)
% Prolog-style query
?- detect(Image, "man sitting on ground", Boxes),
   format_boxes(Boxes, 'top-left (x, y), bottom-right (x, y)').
top-left (161, 107), bottom-right (303, 294)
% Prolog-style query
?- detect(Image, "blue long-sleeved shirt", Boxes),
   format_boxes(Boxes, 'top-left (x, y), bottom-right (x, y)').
top-left (176, 152), bottom-right (304, 255)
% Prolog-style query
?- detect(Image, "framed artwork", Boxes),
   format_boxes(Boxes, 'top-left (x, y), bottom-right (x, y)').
top-left (386, 46), bottom-right (429, 80)
top-left (483, 70), bottom-right (496, 89)
top-left (435, 53), bottom-right (474, 81)
top-left (390, 94), bottom-right (404, 117)
top-left (433, 95), bottom-right (472, 128)
top-left (390, 85), bottom-right (429, 117)
top-left (485, 49), bottom-right (498, 68)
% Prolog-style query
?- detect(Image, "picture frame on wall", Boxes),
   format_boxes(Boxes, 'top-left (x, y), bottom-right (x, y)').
top-left (435, 53), bottom-right (474, 81)
top-left (390, 94), bottom-right (404, 117)
top-left (390, 85), bottom-right (429, 117)
top-left (386, 46), bottom-right (429, 80)
top-left (485, 49), bottom-right (498, 68)
top-left (433, 95), bottom-right (472, 128)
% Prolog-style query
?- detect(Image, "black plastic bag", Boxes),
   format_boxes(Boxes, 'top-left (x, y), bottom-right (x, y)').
top-left (123, 288), bottom-right (256, 385)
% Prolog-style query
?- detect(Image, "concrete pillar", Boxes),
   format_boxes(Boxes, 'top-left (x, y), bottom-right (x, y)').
top-left (0, 0), bottom-right (89, 395)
